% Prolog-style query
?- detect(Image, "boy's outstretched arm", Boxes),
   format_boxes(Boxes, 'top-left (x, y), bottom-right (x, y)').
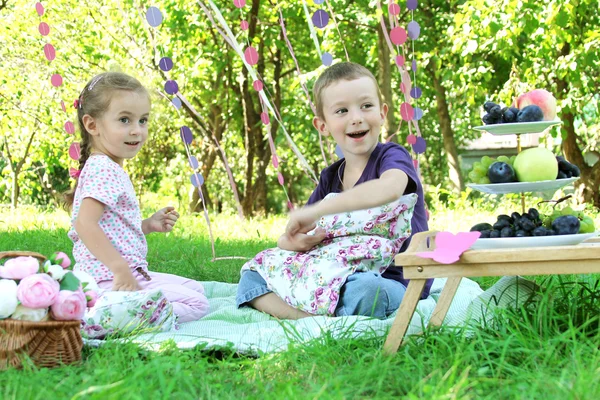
top-left (286, 168), bottom-right (409, 239)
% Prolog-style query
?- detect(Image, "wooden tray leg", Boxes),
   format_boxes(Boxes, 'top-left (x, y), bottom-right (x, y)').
top-left (383, 278), bottom-right (427, 355)
top-left (428, 277), bottom-right (462, 327)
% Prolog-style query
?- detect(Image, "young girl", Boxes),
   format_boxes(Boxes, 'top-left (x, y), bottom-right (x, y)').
top-left (65, 72), bottom-right (209, 323)
top-left (237, 62), bottom-right (431, 319)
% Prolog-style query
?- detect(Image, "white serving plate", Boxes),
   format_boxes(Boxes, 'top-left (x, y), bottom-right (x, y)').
top-left (470, 231), bottom-right (599, 250)
top-left (473, 120), bottom-right (562, 135)
top-left (467, 177), bottom-right (578, 194)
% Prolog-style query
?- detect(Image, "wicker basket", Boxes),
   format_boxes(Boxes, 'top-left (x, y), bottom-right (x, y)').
top-left (0, 251), bottom-right (83, 369)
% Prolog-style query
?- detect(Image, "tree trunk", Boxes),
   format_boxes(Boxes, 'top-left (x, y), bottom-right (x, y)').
top-left (377, 23), bottom-right (398, 141)
top-left (11, 169), bottom-right (20, 208)
top-left (428, 61), bottom-right (464, 193)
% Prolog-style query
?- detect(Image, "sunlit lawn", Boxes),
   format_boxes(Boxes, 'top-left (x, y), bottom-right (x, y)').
top-left (1, 194), bottom-right (600, 399)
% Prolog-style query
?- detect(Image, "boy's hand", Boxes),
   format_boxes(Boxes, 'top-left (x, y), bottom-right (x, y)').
top-left (285, 207), bottom-right (320, 238)
top-left (112, 270), bottom-right (141, 291)
top-left (144, 206), bottom-right (180, 234)
top-left (278, 228), bottom-right (327, 252)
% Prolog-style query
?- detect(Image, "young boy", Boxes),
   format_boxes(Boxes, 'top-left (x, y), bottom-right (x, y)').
top-left (236, 62), bottom-right (431, 319)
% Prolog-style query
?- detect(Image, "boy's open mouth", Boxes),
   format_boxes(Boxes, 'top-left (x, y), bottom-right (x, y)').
top-left (346, 130), bottom-right (368, 139)
top-left (125, 141), bottom-right (140, 146)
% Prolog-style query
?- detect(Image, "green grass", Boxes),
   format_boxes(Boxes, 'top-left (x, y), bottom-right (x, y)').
top-left (2, 203), bottom-right (600, 399)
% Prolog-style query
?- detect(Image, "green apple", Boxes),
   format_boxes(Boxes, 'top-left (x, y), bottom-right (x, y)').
top-left (513, 147), bottom-right (558, 182)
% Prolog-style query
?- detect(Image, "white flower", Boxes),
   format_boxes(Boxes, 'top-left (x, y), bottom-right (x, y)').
top-left (0, 279), bottom-right (18, 319)
top-left (72, 270), bottom-right (100, 292)
top-left (10, 305), bottom-right (48, 322)
top-left (43, 260), bottom-right (52, 273)
top-left (47, 264), bottom-right (67, 281)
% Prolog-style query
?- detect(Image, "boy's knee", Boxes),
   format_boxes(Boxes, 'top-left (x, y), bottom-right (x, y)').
top-left (336, 273), bottom-right (400, 318)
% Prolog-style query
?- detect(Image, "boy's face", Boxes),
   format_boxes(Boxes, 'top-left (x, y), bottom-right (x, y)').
top-left (313, 76), bottom-right (388, 161)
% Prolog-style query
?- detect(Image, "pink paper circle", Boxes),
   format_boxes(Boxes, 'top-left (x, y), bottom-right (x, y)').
top-left (64, 121), bottom-right (75, 135)
top-left (272, 155), bottom-right (279, 168)
top-left (253, 80), bottom-right (263, 91)
top-left (395, 55), bottom-right (405, 67)
top-left (412, 159), bottom-right (419, 169)
top-left (233, 0), bottom-right (246, 8)
top-left (35, 2), bottom-right (44, 16)
top-left (39, 22), bottom-right (50, 36)
top-left (390, 27), bottom-right (407, 45)
top-left (400, 82), bottom-right (407, 94)
top-left (240, 20), bottom-right (249, 30)
top-left (244, 46), bottom-right (259, 65)
top-left (407, 21), bottom-right (420, 40)
top-left (60, 100), bottom-right (66, 112)
top-left (68, 142), bottom-right (81, 160)
top-left (388, 3), bottom-right (400, 15)
top-left (50, 74), bottom-right (63, 87)
top-left (400, 102), bottom-right (414, 121)
top-left (407, 134), bottom-right (417, 145)
top-left (43, 43), bottom-right (56, 61)
top-left (277, 172), bottom-right (284, 185)
top-left (260, 112), bottom-right (270, 125)
top-left (73, 99), bottom-right (79, 109)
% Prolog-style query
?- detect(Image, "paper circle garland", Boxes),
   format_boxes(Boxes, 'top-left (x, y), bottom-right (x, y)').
top-left (395, 55), bottom-right (405, 67)
top-left (388, 3), bottom-right (400, 15)
top-left (68, 142), bottom-right (81, 160)
top-left (35, 2), bottom-right (44, 16)
top-left (312, 10), bottom-right (329, 29)
top-left (64, 121), bottom-right (75, 135)
top-left (233, 0), bottom-right (246, 8)
top-left (407, 134), bottom-right (417, 145)
top-left (413, 137), bottom-right (426, 154)
top-left (244, 46), bottom-right (259, 65)
top-left (190, 173), bottom-right (205, 187)
top-left (189, 155), bottom-right (199, 169)
top-left (410, 87), bottom-right (422, 99)
top-left (400, 102), bottom-right (414, 121)
top-left (171, 97), bottom-right (182, 109)
top-left (240, 20), bottom-right (249, 30)
top-left (159, 57), bottom-right (173, 72)
top-left (50, 74), bottom-right (63, 87)
top-left (38, 22), bottom-right (50, 36)
top-left (252, 80), bottom-right (264, 91)
top-left (321, 52), bottom-right (333, 66)
top-left (180, 126), bottom-right (193, 144)
top-left (164, 80), bottom-right (179, 95)
top-left (146, 7), bottom-right (163, 27)
top-left (414, 107), bottom-right (424, 120)
top-left (43, 44), bottom-right (56, 61)
top-left (407, 21), bottom-right (420, 39)
top-left (407, 0), bottom-right (418, 11)
top-left (390, 27), bottom-right (407, 45)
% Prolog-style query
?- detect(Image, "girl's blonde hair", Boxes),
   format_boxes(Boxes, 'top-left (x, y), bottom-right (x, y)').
top-left (63, 72), bottom-right (150, 209)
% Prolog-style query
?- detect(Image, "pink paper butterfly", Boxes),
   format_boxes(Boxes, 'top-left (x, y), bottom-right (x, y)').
top-left (416, 231), bottom-right (481, 264)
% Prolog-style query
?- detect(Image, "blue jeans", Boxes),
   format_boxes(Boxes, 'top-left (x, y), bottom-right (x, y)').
top-left (236, 270), bottom-right (406, 319)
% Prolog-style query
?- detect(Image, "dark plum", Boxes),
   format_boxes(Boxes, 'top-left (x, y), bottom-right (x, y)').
top-left (488, 162), bottom-right (517, 183)
top-left (493, 219), bottom-right (511, 230)
top-left (551, 215), bottom-right (580, 235)
top-left (500, 227), bottom-right (515, 237)
top-left (483, 101), bottom-right (498, 113)
top-left (490, 230), bottom-right (501, 238)
top-left (470, 222), bottom-right (493, 232)
top-left (517, 105), bottom-right (544, 122)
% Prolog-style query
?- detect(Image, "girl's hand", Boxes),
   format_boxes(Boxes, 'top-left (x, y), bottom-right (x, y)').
top-left (112, 270), bottom-right (141, 291)
top-left (144, 206), bottom-right (180, 234)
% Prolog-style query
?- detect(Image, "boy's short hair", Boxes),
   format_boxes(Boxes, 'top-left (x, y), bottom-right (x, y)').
top-left (313, 62), bottom-right (382, 119)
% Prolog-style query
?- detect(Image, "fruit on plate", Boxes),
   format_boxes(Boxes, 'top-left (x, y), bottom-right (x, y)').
top-left (467, 155), bottom-right (516, 183)
top-left (515, 89), bottom-right (557, 121)
top-left (516, 105), bottom-right (544, 123)
top-left (513, 147), bottom-right (558, 182)
top-left (556, 156), bottom-right (581, 179)
top-left (487, 161), bottom-right (517, 183)
top-left (543, 206), bottom-right (596, 234)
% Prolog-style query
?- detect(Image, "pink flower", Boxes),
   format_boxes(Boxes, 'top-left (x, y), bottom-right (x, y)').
top-left (85, 290), bottom-right (98, 308)
top-left (0, 256), bottom-right (40, 280)
top-left (51, 252), bottom-right (72, 269)
top-left (51, 289), bottom-right (86, 320)
top-left (17, 273), bottom-right (60, 308)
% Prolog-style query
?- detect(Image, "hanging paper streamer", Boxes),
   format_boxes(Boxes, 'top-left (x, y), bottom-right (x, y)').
top-left (199, 0), bottom-right (319, 185)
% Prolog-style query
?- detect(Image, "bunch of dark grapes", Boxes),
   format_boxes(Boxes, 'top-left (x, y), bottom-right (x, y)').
top-left (482, 102), bottom-right (520, 125)
top-left (471, 208), bottom-right (557, 238)
top-left (556, 156), bottom-right (581, 179)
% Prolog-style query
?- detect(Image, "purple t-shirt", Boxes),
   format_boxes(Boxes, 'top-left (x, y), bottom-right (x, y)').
top-left (307, 142), bottom-right (433, 299)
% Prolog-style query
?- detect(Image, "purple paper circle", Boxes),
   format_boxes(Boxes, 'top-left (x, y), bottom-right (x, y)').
top-left (146, 7), bottom-right (163, 27)
top-left (39, 22), bottom-right (50, 36)
top-left (50, 74), bottom-right (63, 87)
top-left (407, 21), bottom-right (420, 40)
top-left (189, 156), bottom-right (199, 169)
top-left (335, 145), bottom-right (344, 159)
top-left (410, 87), bottom-right (422, 99)
top-left (414, 107), bottom-right (424, 120)
top-left (159, 57), bottom-right (173, 72)
top-left (312, 10), bottom-right (329, 29)
top-left (411, 59), bottom-right (417, 71)
top-left (406, 0), bottom-right (418, 11)
top-left (314, 0), bottom-right (325, 4)
top-left (190, 173), bottom-right (204, 187)
top-left (412, 137), bottom-right (426, 154)
top-left (35, 2), bottom-right (44, 16)
top-left (165, 80), bottom-right (179, 95)
top-left (321, 52), bottom-right (333, 66)
top-left (180, 126), bottom-right (193, 144)
top-left (43, 43), bottom-right (56, 61)
top-left (171, 97), bottom-right (182, 109)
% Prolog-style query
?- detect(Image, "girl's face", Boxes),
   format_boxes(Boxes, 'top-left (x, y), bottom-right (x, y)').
top-left (83, 90), bottom-right (151, 166)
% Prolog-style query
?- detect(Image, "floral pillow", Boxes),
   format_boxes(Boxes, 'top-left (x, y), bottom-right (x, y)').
top-left (81, 288), bottom-right (176, 339)
top-left (241, 193), bottom-right (418, 315)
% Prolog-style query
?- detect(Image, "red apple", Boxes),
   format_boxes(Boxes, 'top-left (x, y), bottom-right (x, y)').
top-left (515, 89), bottom-right (557, 121)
